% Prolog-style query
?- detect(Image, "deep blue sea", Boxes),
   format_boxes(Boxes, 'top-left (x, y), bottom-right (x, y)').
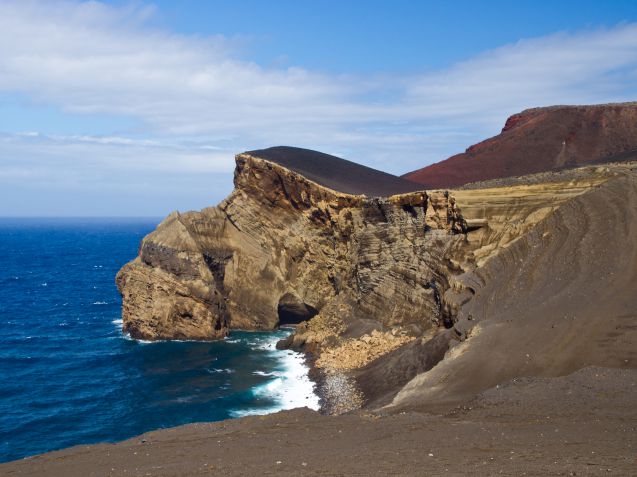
top-left (0, 218), bottom-right (318, 463)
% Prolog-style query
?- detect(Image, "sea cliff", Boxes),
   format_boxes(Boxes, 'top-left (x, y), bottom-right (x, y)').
top-left (5, 109), bottom-right (637, 475)
top-left (116, 148), bottom-right (467, 344)
top-left (116, 144), bottom-right (636, 414)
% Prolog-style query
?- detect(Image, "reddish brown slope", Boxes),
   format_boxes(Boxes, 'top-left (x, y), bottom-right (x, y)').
top-left (404, 102), bottom-right (637, 188)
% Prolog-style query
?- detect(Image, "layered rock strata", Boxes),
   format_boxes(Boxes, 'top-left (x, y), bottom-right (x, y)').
top-left (117, 144), bottom-right (635, 416)
top-left (306, 163), bottom-right (633, 410)
top-left (116, 149), bottom-right (465, 344)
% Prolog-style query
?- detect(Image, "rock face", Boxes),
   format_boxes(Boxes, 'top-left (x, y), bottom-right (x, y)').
top-left (116, 141), bottom-right (636, 418)
top-left (116, 147), bottom-right (465, 341)
top-left (404, 102), bottom-right (637, 188)
top-left (338, 163), bottom-right (632, 409)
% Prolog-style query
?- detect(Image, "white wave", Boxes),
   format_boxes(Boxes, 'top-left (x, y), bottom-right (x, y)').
top-left (230, 408), bottom-right (274, 418)
top-left (119, 329), bottom-right (219, 344)
top-left (122, 332), bottom-right (153, 344)
top-left (112, 318), bottom-right (123, 325)
top-left (230, 334), bottom-right (320, 417)
top-left (207, 367), bottom-right (235, 374)
top-left (250, 342), bottom-right (277, 351)
top-left (246, 336), bottom-right (282, 351)
top-left (175, 396), bottom-right (194, 403)
top-left (252, 370), bottom-right (283, 377)
top-left (93, 301), bottom-right (108, 305)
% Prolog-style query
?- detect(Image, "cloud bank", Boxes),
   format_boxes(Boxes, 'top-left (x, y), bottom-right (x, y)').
top-left (1, 1), bottom-right (637, 215)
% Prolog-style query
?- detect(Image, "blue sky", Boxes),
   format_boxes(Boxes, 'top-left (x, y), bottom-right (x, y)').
top-left (145, 0), bottom-right (637, 71)
top-left (1, 0), bottom-right (637, 216)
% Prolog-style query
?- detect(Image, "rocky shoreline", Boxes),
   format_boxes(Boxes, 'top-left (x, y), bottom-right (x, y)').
top-left (4, 104), bottom-right (637, 474)
top-left (115, 144), bottom-right (637, 420)
top-left (306, 354), bottom-right (363, 416)
top-left (274, 327), bottom-right (355, 415)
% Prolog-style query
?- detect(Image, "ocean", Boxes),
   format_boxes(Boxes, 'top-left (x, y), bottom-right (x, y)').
top-left (0, 218), bottom-right (318, 463)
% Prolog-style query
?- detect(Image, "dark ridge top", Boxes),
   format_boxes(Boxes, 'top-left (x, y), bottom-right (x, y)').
top-left (245, 146), bottom-right (424, 197)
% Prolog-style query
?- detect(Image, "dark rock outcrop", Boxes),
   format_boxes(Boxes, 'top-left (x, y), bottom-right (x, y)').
top-left (246, 146), bottom-right (424, 196)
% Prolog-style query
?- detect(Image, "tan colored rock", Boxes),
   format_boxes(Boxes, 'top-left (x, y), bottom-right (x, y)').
top-left (316, 330), bottom-right (415, 371)
top-left (116, 149), bottom-right (465, 342)
top-left (390, 165), bottom-right (637, 412)
top-left (115, 144), bottom-right (634, 416)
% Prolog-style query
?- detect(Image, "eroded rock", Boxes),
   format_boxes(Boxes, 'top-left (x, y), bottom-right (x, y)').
top-left (115, 145), bottom-right (632, 415)
top-left (116, 148), bottom-right (464, 342)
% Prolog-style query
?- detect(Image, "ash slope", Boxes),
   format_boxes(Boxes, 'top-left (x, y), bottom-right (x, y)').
top-left (392, 167), bottom-right (637, 411)
top-left (247, 146), bottom-right (424, 196)
top-left (404, 102), bottom-right (637, 188)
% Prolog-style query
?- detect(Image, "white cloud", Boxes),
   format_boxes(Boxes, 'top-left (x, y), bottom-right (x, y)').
top-left (0, 131), bottom-right (236, 216)
top-left (1, 1), bottom-right (637, 214)
top-left (404, 25), bottom-right (637, 124)
top-left (0, 0), bottom-right (351, 135)
top-left (0, 132), bottom-right (236, 175)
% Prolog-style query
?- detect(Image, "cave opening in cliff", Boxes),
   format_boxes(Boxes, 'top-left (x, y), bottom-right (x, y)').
top-left (277, 293), bottom-right (319, 325)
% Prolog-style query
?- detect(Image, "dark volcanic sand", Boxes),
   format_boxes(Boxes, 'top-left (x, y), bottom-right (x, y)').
top-left (2, 367), bottom-right (635, 476)
top-left (246, 146), bottom-right (424, 197)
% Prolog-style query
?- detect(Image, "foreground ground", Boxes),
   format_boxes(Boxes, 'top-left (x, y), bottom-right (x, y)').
top-left (3, 366), bottom-right (635, 476)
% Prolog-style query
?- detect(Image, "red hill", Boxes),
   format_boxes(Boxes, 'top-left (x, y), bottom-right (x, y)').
top-left (403, 102), bottom-right (637, 188)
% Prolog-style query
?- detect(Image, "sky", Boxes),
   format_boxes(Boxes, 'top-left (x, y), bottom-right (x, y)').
top-left (2, 1), bottom-right (637, 216)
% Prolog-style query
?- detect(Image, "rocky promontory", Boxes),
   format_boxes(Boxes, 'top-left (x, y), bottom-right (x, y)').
top-left (5, 107), bottom-right (637, 475)
top-left (116, 146), bottom-right (465, 344)
top-left (116, 142), bottom-right (636, 415)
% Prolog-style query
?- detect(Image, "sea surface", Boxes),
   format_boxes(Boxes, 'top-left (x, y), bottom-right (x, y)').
top-left (0, 218), bottom-right (318, 463)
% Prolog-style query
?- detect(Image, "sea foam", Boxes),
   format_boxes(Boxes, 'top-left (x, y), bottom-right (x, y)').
top-left (230, 333), bottom-right (320, 417)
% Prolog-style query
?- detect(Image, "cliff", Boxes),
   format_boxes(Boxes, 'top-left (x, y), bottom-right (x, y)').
top-left (116, 145), bottom-right (636, 417)
top-left (331, 163), bottom-right (634, 409)
top-left (404, 102), bottom-right (637, 188)
top-left (7, 119), bottom-right (637, 475)
top-left (116, 146), bottom-right (465, 342)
